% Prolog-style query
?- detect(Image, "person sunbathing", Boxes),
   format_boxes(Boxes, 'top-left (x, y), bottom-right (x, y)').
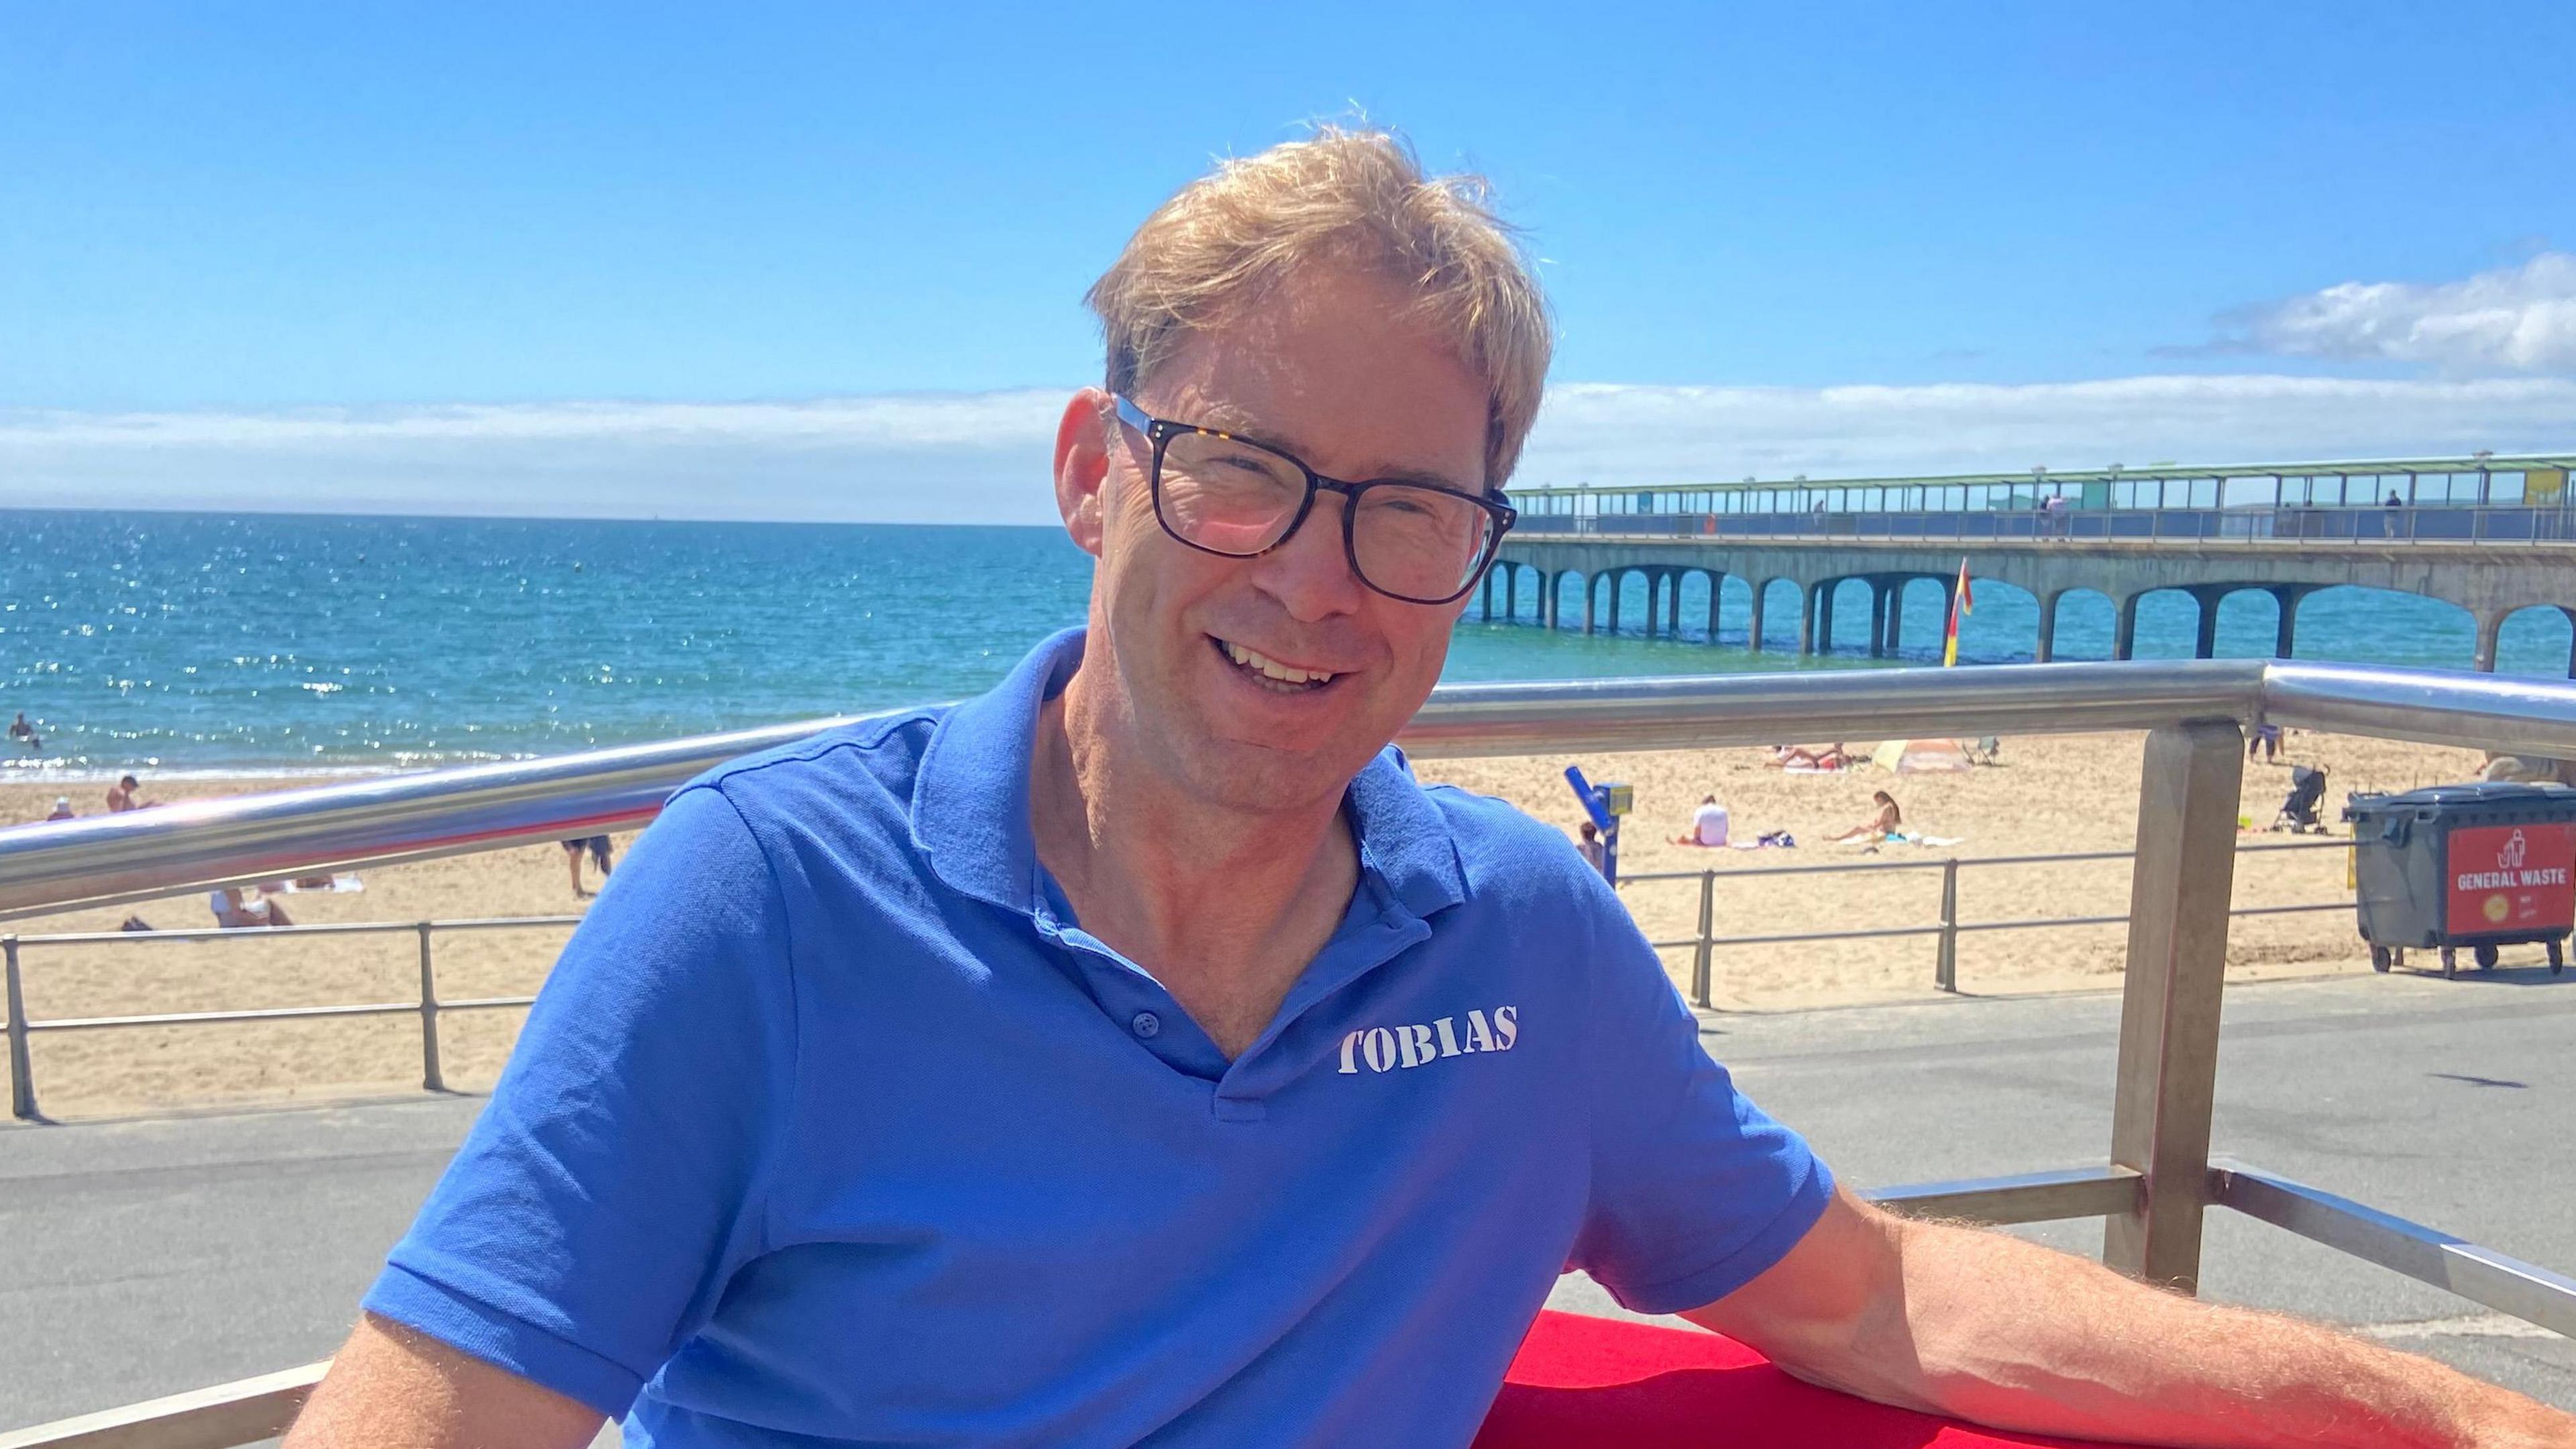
top-left (1827, 790), bottom-right (1903, 843)
top-left (1767, 742), bottom-right (1849, 770)
top-left (208, 885), bottom-right (292, 930)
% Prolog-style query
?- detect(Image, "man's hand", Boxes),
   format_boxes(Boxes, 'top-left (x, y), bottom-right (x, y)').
top-left (1684, 1187), bottom-right (2576, 1449)
top-left (284, 1313), bottom-right (605, 1449)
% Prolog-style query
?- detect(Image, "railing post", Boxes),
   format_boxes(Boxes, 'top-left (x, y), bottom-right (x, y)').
top-left (1690, 870), bottom-right (1715, 1008)
top-left (2103, 720), bottom-right (2244, 1291)
top-left (5, 936), bottom-right (34, 1121)
top-left (416, 922), bottom-right (444, 1093)
top-left (1935, 858), bottom-right (1960, 992)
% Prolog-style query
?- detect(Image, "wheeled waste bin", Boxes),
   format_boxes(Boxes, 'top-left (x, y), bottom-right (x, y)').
top-left (2343, 781), bottom-right (2576, 977)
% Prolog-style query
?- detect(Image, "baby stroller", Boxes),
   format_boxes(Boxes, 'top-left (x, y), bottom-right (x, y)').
top-left (2273, 765), bottom-right (2328, 833)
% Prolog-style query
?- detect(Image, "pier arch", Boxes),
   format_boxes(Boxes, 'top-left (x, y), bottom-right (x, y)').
top-left (2285, 586), bottom-right (2481, 672)
top-left (1945, 576), bottom-right (2036, 662)
top-left (1548, 570), bottom-right (1589, 631)
top-left (1748, 577), bottom-right (1802, 653)
top-left (1715, 573), bottom-right (1759, 645)
top-left (2207, 588), bottom-right (2284, 660)
top-left (2108, 585), bottom-right (2313, 661)
top-left (2113, 588), bottom-right (2203, 661)
top-left (2041, 588), bottom-right (2117, 661)
top-left (1668, 568), bottom-right (1725, 641)
top-left (2494, 604), bottom-right (2576, 678)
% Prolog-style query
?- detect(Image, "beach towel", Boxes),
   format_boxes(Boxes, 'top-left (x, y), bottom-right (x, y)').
top-left (1835, 831), bottom-right (1965, 849)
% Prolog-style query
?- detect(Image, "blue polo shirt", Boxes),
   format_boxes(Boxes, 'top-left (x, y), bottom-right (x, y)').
top-left (366, 627), bottom-right (1832, 1447)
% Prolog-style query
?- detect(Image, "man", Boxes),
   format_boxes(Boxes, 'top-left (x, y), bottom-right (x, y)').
top-left (290, 131), bottom-right (2571, 1448)
top-left (1670, 793), bottom-right (1729, 847)
top-left (105, 773), bottom-right (144, 812)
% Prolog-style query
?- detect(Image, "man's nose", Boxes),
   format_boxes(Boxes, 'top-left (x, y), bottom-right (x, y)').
top-left (1245, 492), bottom-right (1369, 621)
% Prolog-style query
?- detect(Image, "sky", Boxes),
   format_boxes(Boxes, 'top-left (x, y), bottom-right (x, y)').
top-left (5, 2), bottom-right (2575, 522)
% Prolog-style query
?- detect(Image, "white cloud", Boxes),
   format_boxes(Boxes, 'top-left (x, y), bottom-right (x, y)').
top-left (1517, 375), bottom-right (2576, 485)
top-left (1, 390), bottom-right (1072, 524)
top-left (5, 375), bottom-right (2570, 520)
top-left (2219, 253), bottom-right (2576, 372)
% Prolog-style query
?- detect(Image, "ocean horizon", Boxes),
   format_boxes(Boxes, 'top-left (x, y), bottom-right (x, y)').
top-left (5, 508), bottom-right (2570, 778)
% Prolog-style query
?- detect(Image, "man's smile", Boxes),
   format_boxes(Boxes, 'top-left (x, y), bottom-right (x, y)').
top-left (1210, 635), bottom-right (1348, 694)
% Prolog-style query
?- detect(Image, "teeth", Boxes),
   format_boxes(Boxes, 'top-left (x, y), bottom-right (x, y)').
top-left (1222, 640), bottom-right (1334, 686)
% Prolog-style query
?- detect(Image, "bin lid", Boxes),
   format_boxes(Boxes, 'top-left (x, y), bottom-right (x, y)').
top-left (2345, 781), bottom-right (2576, 818)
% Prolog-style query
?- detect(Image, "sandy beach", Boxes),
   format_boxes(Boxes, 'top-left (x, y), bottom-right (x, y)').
top-left (0, 728), bottom-right (2493, 1118)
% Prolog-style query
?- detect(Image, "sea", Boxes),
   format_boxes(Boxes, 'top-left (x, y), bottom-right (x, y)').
top-left (4, 509), bottom-right (2569, 777)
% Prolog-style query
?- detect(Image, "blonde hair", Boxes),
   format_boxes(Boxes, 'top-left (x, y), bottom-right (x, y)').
top-left (1085, 127), bottom-right (1552, 490)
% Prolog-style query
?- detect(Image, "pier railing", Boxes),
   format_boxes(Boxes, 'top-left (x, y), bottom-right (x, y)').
top-left (1510, 502), bottom-right (2576, 545)
top-left (4, 657), bottom-right (2576, 1444)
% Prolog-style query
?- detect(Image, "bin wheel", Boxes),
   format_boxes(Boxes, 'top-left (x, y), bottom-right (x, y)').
top-left (2370, 945), bottom-right (2393, 973)
top-left (2441, 947), bottom-right (2459, 978)
top-left (2549, 939), bottom-right (2565, 974)
top-left (2475, 943), bottom-right (2500, 971)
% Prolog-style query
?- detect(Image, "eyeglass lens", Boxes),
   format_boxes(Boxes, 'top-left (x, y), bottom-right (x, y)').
top-left (1157, 430), bottom-right (1497, 602)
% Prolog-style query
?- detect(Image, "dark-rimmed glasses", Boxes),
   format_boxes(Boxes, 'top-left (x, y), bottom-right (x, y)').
top-left (1110, 394), bottom-right (1516, 606)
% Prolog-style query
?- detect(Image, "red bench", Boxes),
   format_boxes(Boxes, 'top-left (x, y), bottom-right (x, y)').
top-left (1479, 1310), bottom-right (2119, 1448)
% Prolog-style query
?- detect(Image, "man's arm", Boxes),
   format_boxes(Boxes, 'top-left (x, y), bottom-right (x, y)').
top-left (1686, 1187), bottom-right (2576, 1449)
top-left (284, 1314), bottom-right (604, 1449)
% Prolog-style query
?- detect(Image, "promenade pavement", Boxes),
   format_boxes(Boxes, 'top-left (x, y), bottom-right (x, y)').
top-left (5, 967), bottom-right (2571, 1436)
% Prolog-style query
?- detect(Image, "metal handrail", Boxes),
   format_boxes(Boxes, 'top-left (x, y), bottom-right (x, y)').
top-left (1616, 839), bottom-right (2353, 1002)
top-left (12, 657), bottom-right (2576, 925)
top-left (1, 916), bottom-right (581, 1118)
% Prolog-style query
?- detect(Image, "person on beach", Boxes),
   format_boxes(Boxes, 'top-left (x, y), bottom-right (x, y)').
top-left (208, 885), bottom-right (291, 930)
top-left (1827, 790), bottom-right (1904, 844)
top-left (290, 129), bottom-right (2575, 1449)
top-left (561, 835), bottom-right (614, 898)
top-left (1669, 793), bottom-right (1729, 847)
top-left (105, 774), bottom-right (148, 812)
top-left (2249, 722), bottom-right (2283, 763)
top-left (1767, 741), bottom-right (1847, 770)
top-left (1574, 819), bottom-right (1605, 875)
top-left (46, 797), bottom-right (73, 822)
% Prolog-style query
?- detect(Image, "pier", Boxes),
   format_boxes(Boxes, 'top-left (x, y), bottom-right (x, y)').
top-left (1491, 453), bottom-right (2576, 672)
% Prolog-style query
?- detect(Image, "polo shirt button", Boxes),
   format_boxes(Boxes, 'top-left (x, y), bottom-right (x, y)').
top-left (1130, 1011), bottom-right (1161, 1039)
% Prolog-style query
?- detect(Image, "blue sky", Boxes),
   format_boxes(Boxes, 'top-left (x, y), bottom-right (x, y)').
top-left (7, 3), bottom-right (2575, 520)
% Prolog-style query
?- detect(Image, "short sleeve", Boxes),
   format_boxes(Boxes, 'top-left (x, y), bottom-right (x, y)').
top-left (1567, 881), bottom-right (1833, 1315)
top-left (363, 784), bottom-right (798, 1417)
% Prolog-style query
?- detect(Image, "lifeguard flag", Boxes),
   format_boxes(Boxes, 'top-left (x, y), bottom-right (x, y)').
top-left (1942, 557), bottom-right (1974, 666)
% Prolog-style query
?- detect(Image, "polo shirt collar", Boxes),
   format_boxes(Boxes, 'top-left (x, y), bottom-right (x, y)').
top-left (911, 627), bottom-right (1466, 924)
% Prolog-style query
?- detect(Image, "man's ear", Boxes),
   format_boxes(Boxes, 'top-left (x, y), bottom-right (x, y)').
top-left (1053, 389), bottom-right (1114, 559)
